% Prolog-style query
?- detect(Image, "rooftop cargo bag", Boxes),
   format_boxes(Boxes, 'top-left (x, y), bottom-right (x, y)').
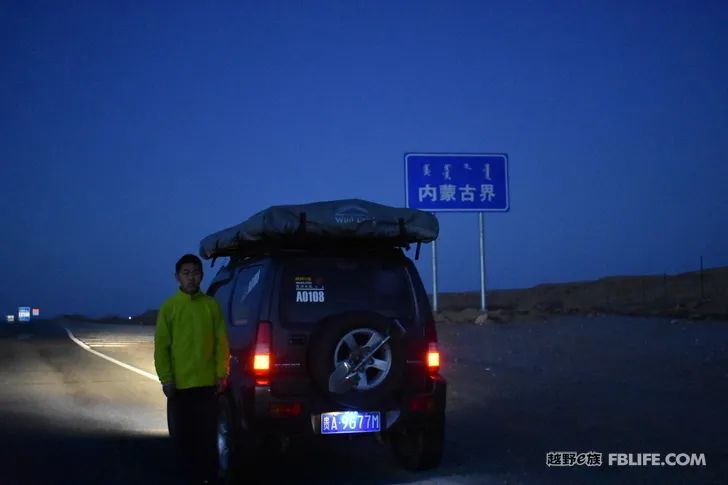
top-left (199, 199), bottom-right (439, 260)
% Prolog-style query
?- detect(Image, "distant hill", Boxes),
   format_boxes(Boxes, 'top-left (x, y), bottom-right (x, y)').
top-left (134, 309), bottom-right (158, 325)
top-left (435, 266), bottom-right (728, 323)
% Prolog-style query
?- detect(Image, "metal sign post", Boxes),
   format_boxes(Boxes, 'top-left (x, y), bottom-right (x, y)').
top-left (432, 238), bottom-right (438, 312)
top-left (479, 213), bottom-right (486, 312)
top-left (405, 153), bottom-right (509, 315)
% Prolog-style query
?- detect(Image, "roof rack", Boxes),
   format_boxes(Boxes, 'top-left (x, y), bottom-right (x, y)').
top-left (199, 199), bottom-right (437, 262)
top-left (220, 241), bottom-right (416, 268)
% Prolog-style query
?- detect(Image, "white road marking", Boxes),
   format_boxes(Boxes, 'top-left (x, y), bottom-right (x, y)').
top-left (81, 337), bottom-right (153, 346)
top-left (83, 338), bottom-right (153, 342)
top-left (85, 343), bottom-right (134, 348)
top-left (64, 328), bottom-right (159, 382)
top-left (83, 341), bottom-right (153, 348)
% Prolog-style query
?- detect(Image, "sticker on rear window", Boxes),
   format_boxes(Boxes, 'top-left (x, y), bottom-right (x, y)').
top-left (295, 276), bottom-right (325, 303)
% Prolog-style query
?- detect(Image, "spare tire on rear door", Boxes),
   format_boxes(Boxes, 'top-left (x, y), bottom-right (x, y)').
top-left (308, 311), bottom-right (405, 408)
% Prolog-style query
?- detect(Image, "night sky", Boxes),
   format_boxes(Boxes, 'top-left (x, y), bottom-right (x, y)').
top-left (2, 1), bottom-right (727, 318)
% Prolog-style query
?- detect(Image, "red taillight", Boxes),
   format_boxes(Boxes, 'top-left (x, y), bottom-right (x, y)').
top-left (253, 354), bottom-right (270, 372)
top-left (253, 321), bottom-right (272, 384)
top-left (425, 322), bottom-right (440, 374)
top-left (427, 342), bottom-right (440, 372)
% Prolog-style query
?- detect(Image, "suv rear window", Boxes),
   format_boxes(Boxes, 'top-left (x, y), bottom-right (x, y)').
top-left (280, 256), bottom-right (416, 325)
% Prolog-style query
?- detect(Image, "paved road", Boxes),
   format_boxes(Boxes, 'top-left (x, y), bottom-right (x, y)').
top-left (1, 316), bottom-right (726, 484)
top-left (0, 321), bottom-right (177, 485)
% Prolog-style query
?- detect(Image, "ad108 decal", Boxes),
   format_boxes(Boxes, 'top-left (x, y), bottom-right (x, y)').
top-left (295, 276), bottom-right (326, 303)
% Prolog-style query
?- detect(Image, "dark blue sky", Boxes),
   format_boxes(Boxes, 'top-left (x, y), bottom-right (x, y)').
top-left (2, 1), bottom-right (727, 317)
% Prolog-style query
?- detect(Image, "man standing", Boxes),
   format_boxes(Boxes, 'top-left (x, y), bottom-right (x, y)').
top-left (155, 254), bottom-right (230, 484)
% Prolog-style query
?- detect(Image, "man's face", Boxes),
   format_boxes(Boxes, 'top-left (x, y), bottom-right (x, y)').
top-left (176, 262), bottom-right (203, 294)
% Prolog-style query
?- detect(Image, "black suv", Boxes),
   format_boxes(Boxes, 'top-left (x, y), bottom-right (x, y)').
top-left (207, 243), bottom-right (446, 480)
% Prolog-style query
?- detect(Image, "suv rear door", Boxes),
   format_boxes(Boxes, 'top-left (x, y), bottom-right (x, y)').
top-left (269, 253), bottom-right (426, 398)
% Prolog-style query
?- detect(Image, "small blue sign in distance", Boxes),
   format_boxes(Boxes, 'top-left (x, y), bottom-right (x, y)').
top-left (405, 153), bottom-right (509, 212)
top-left (18, 307), bottom-right (31, 322)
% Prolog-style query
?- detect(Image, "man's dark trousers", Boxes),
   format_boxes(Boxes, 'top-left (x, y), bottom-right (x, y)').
top-left (168, 386), bottom-right (218, 484)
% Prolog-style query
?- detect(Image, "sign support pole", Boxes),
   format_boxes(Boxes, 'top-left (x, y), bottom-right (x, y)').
top-left (479, 212), bottom-right (487, 312)
top-left (432, 238), bottom-right (439, 313)
top-left (405, 153), bottom-right (509, 315)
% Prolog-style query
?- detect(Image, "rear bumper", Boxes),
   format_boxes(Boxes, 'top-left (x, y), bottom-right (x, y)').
top-left (240, 374), bottom-right (446, 436)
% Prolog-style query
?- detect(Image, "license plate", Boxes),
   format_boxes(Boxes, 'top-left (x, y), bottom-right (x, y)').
top-left (320, 411), bottom-right (381, 435)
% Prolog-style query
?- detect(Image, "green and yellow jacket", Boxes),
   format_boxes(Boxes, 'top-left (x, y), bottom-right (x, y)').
top-left (154, 288), bottom-right (230, 389)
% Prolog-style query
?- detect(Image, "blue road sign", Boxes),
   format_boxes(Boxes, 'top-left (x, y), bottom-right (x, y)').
top-left (18, 307), bottom-right (31, 322)
top-left (405, 153), bottom-right (509, 212)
